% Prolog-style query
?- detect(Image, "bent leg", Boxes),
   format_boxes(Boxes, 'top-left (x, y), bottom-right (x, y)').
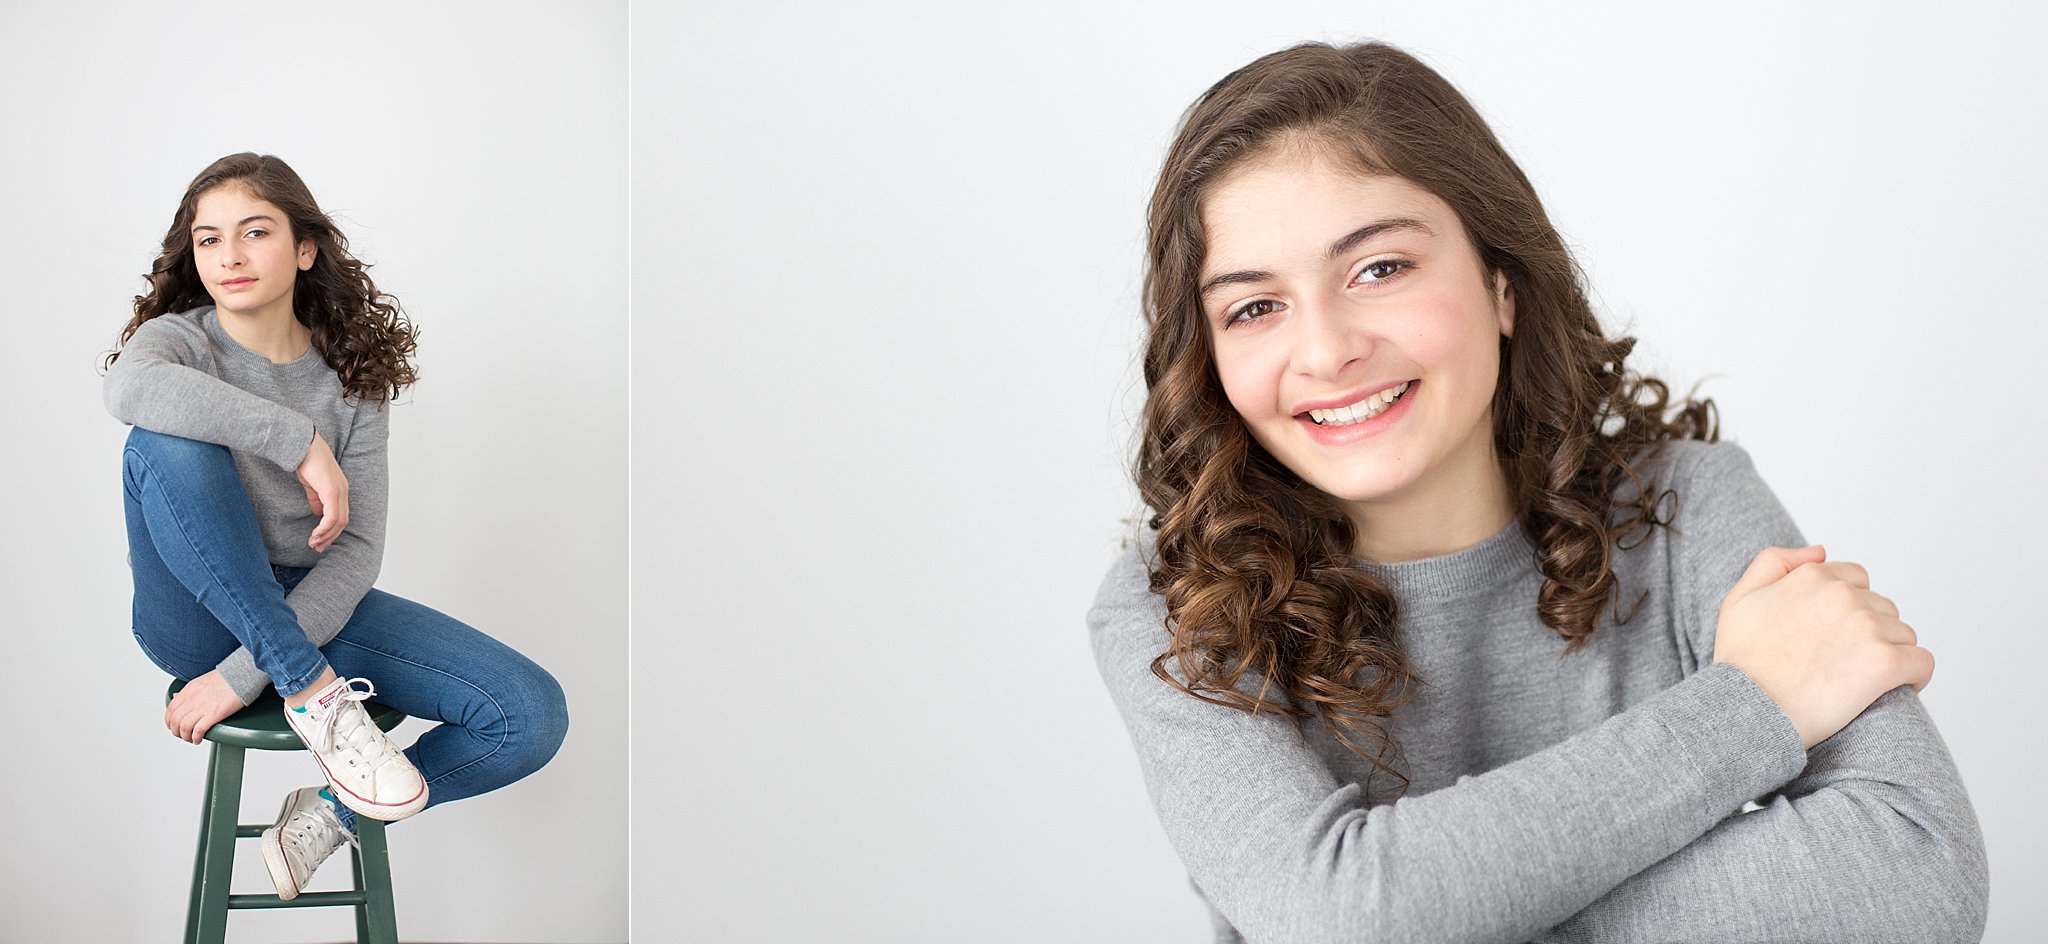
top-left (123, 427), bottom-right (328, 696)
top-left (322, 590), bottom-right (569, 811)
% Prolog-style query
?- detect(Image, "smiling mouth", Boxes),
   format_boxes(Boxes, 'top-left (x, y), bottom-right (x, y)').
top-left (1304, 381), bottom-right (1412, 426)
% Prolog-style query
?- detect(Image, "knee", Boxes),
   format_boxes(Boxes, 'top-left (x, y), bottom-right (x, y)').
top-left (495, 662), bottom-right (569, 778)
top-left (124, 428), bottom-right (235, 484)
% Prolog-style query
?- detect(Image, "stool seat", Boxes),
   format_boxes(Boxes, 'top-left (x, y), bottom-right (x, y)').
top-left (168, 677), bottom-right (405, 944)
top-left (167, 679), bottom-right (406, 751)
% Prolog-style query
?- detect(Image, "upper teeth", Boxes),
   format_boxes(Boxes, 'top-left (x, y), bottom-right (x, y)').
top-left (1308, 382), bottom-right (1410, 426)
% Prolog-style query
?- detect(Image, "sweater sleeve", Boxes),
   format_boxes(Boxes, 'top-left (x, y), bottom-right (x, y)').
top-left (210, 399), bottom-right (390, 704)
top-left (103, 315), bottom-right (317, 471)
top-left (1089, 550), bottom-right (1808, 944)
top-left (1534, 443), bottom-right (1988, 942)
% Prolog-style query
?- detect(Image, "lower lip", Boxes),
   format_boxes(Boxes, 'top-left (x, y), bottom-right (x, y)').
top-left (221, 279), bottom-right (256, 291)
top-left (1296, 381), bottom-right (1418, 446)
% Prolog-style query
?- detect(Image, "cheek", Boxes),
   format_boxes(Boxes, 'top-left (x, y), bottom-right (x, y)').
top-left (266, 248), bottom-right (302, 280)
top-left (1400, 296), bottom-right (1503, 380)
top-left (1211, 344), bottom-right (1277, 424)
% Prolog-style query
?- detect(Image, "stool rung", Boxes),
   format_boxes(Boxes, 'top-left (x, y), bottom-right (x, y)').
top-left (233, 824), bottom-right (265, 838)
top-left (227, 890), bottom-right (370, 910)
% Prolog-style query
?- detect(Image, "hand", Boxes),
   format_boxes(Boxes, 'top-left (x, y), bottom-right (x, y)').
top-left (296, 430), bottom-right (349, 553)
top-left (165, 670), bottom-right (249, 744)
top-left (1713, 545), bottom-right (1935, 750)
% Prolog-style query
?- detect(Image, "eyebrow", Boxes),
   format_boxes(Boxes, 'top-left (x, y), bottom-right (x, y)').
top-left (191, 214), bottom-right (279, 234)
top-left (1199, 216), bottom-right (1436, 298)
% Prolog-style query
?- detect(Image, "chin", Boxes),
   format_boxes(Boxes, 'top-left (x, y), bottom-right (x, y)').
top-left (1294, 462), bottom-right (1422, 506)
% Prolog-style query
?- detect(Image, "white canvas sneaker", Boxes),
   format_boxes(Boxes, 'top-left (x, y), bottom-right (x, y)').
top-left (261, 786), bottom-right (355, 900)
top-left (283, 676), bottom-right (428, 821)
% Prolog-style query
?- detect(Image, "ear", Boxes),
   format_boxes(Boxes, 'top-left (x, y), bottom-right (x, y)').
top-left (297, 238), bottom-right (317, 272)
top-left (1493, 270), bottom-right (1515, 338)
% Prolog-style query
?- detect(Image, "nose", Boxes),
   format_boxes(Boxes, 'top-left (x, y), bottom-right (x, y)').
top-left (1289, 290), bottom-right (1370, 380)
top-left (218, 242), bottom-right (245, 268)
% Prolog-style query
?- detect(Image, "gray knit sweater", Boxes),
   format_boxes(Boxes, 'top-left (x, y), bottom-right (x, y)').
top-left (1089, 440), bottom-right (1987, 943)
top-left (106, 306), bottom-right (389, 705)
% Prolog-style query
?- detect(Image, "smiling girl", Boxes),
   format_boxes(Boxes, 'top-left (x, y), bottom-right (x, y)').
top-left (1090, 43), bottom-right (1986, 942)
top-left (106, 153), bottom-right (567, 901)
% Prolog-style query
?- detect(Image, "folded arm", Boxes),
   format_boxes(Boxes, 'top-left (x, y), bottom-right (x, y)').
top-left (1090, 553), bottom-right (1808, 944)
top-left (1537, 685), bottom-right (1986, 942)
top-left (1539, 444), bottom-right (1987, 941)
top-left (104, 318), bottom-right (315, 470)
top-left (212, 400), bottom-right (391, 704)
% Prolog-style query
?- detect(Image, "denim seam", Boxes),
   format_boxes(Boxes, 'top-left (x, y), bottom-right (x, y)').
top-left (130, 630), bottom-right (182, 678)
top-left (131, 445), bottom-right (326, 698)
top-left (326, 636), bottom-right (514, 785)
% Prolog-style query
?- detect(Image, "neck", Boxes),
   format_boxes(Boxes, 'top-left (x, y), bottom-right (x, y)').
top-left (1345, 443), bottom-right (1516, 564)
top-left (216, 305), bottom-right (311, 365)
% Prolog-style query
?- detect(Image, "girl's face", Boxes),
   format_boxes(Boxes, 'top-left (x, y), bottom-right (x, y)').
top-left (1200, 147), bottom-right (1514, 542)
top-left (189, 183), bottom-right (316, 323)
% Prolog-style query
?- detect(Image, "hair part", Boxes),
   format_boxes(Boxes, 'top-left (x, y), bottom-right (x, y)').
top-left (109, 152), bottom-right (419, 401)
top-left (1138, 41), bottom-right (1715, 790)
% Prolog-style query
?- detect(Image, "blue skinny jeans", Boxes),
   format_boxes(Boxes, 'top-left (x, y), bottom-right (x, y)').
top-left (122, 428), bottom-right (568, 811)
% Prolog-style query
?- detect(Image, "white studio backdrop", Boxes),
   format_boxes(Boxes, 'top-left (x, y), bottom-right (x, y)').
top-left (0, 3), bottom-right (627, 943)
top-left (637, 1), bottom-right (2044, 942)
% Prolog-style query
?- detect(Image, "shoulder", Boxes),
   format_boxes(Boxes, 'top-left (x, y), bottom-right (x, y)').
top-left (124, 306), bottom-right (215, 353)
top-left (133, 306), bottom-right (213, 338)
top-left (1608, 438), bottom-right (1783, 540)
top-left (1086, 536), bottom-right (1172, 684)
top-left (1089, 536), bottom-right (1159, 619)
top-left (1630, 439), bottom-right (1793, 546)
top-left (1621, 438), bottom-right (1803, 657)
top-left (1620, 438), bottom-right (1762, 500)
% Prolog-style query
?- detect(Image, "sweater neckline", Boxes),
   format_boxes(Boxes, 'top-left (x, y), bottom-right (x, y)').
top-left (201, 307), bottom-right (324, 372)
top-left (1353, 518), bottom-right (1538, 601)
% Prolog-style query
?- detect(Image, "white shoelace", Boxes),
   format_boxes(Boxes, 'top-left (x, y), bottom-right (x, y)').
top-left (306, 678), bottom-right (404, 778)
top-left (283, 801), bottom-right (356, 865)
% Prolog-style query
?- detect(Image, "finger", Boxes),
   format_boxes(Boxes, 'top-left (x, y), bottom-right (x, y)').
top-left (1895, 645), bottom-right (1936, 693)
top-left (1729, 545), bottom-right (1826, 598)
top-left (1812, 560), bottom-right (1870, 590)
top-left (170, 707), bottom-right (195, 743)
top-left (312, 497), bottom-right (342, 550)
top-left (1857, 589), bottom-right (1901, 620)
top-left (1882, 616), bottom-right (1919, 648)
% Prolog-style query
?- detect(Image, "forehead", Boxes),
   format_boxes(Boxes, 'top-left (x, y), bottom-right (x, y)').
top-left (191, 183), bottom-right (285, 228)
top-left (1199, 150), bottom-right (1460, 272)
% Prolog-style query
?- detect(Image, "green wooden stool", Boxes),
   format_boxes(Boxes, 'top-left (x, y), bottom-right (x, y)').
top-left (170, 679), bottom-right (406, 944)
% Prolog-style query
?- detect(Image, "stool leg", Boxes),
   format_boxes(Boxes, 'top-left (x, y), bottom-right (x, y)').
top-left (353, 818), bottom-right (399, 944)
top-left (187, 742), bottom-right (244, 944)
top-left (182, 740), bottom-right (220, 944)
top-left (351, 842), bottom-right (369, 944)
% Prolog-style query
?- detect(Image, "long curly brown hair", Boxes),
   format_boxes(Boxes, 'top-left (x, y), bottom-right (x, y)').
top-left (1139, 42), bottom-right (1716, 788)
top-left (108, 153), bottom-right (418, 401)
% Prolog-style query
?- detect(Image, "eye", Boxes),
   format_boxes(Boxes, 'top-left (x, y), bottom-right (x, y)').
top-left (1351, 258), bottom-right (1412, 287)
top-left (197, 235), bottom-right (219, 247)
top-left (244, 228), bottom-right (268, 239)
top-left (1223, 298), bottom-right (1279, 328)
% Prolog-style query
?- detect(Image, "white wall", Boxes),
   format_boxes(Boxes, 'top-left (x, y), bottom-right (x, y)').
top-left (633, 1), bottom-right (2045, 941)
top-left (0, 4), bottom-right (626, 942)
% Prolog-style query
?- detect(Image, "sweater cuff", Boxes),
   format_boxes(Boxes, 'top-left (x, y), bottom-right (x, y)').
top-left (1658, 661), bottom-right (1806, 814)
top-left (258, 414), bottom-right (317, 472)
top-left (215, 649), bottom-right (269, 706)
